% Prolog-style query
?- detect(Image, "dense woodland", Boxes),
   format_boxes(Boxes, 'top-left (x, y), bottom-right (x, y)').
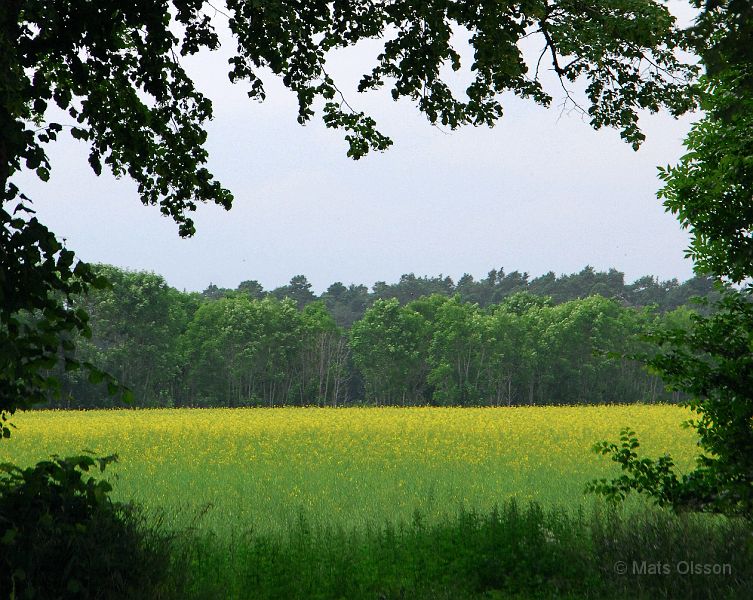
top-left (49, 264), bottom-right (716, 409)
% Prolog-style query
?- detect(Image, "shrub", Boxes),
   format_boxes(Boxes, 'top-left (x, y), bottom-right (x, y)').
top-left (0, 454), bottom-right (172, 599)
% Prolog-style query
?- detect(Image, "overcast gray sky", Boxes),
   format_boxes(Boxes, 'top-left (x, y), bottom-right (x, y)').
top-left (15, 2), bottom-right (700, 293)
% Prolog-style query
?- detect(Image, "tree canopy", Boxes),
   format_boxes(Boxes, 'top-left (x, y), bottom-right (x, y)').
top-left (658, 1), bottom-right (753, 282)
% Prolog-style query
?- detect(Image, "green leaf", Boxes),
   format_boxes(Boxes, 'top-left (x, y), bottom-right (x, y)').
top-left (1, 528), bottom-right (17, 545)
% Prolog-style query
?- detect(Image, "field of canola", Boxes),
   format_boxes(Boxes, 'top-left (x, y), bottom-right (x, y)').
top-left (0, 406), bottom-right (699, 534)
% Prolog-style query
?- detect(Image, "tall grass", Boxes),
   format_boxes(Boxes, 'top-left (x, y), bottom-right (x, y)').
top-left (164, 501), bottom-right (752, 600)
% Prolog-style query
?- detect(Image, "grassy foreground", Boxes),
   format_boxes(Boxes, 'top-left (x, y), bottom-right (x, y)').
top-left (167, 501), bottom-right (752, 600)
top-left (0, 406), bottom-right (698, 534)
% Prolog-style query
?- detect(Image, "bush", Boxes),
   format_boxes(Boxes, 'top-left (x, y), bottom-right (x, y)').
top-left (0, 454), bottom-right (173, 599)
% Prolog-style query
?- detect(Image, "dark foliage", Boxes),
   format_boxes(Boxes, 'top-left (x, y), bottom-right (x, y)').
top-left (0, 454), bottom-right (173, 599)
top-left (0, 206), bottom-right (126, 438)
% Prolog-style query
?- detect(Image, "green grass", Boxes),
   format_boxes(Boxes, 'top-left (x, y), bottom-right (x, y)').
top-left (164, 501), bottom-right (753, 600)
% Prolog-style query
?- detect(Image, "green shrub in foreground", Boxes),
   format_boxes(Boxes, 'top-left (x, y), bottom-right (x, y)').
top-left (0, 455), bottom-right (174, 600)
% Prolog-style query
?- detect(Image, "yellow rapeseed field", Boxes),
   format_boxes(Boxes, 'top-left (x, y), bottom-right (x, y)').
top-left (0, 406), bottom-right (698, 534)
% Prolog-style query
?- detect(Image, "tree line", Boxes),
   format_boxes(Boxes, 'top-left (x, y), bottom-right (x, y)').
top-left (207, 266), bottom-right (716, 328)
top-left (46, 264), bottom-right (708, 409)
